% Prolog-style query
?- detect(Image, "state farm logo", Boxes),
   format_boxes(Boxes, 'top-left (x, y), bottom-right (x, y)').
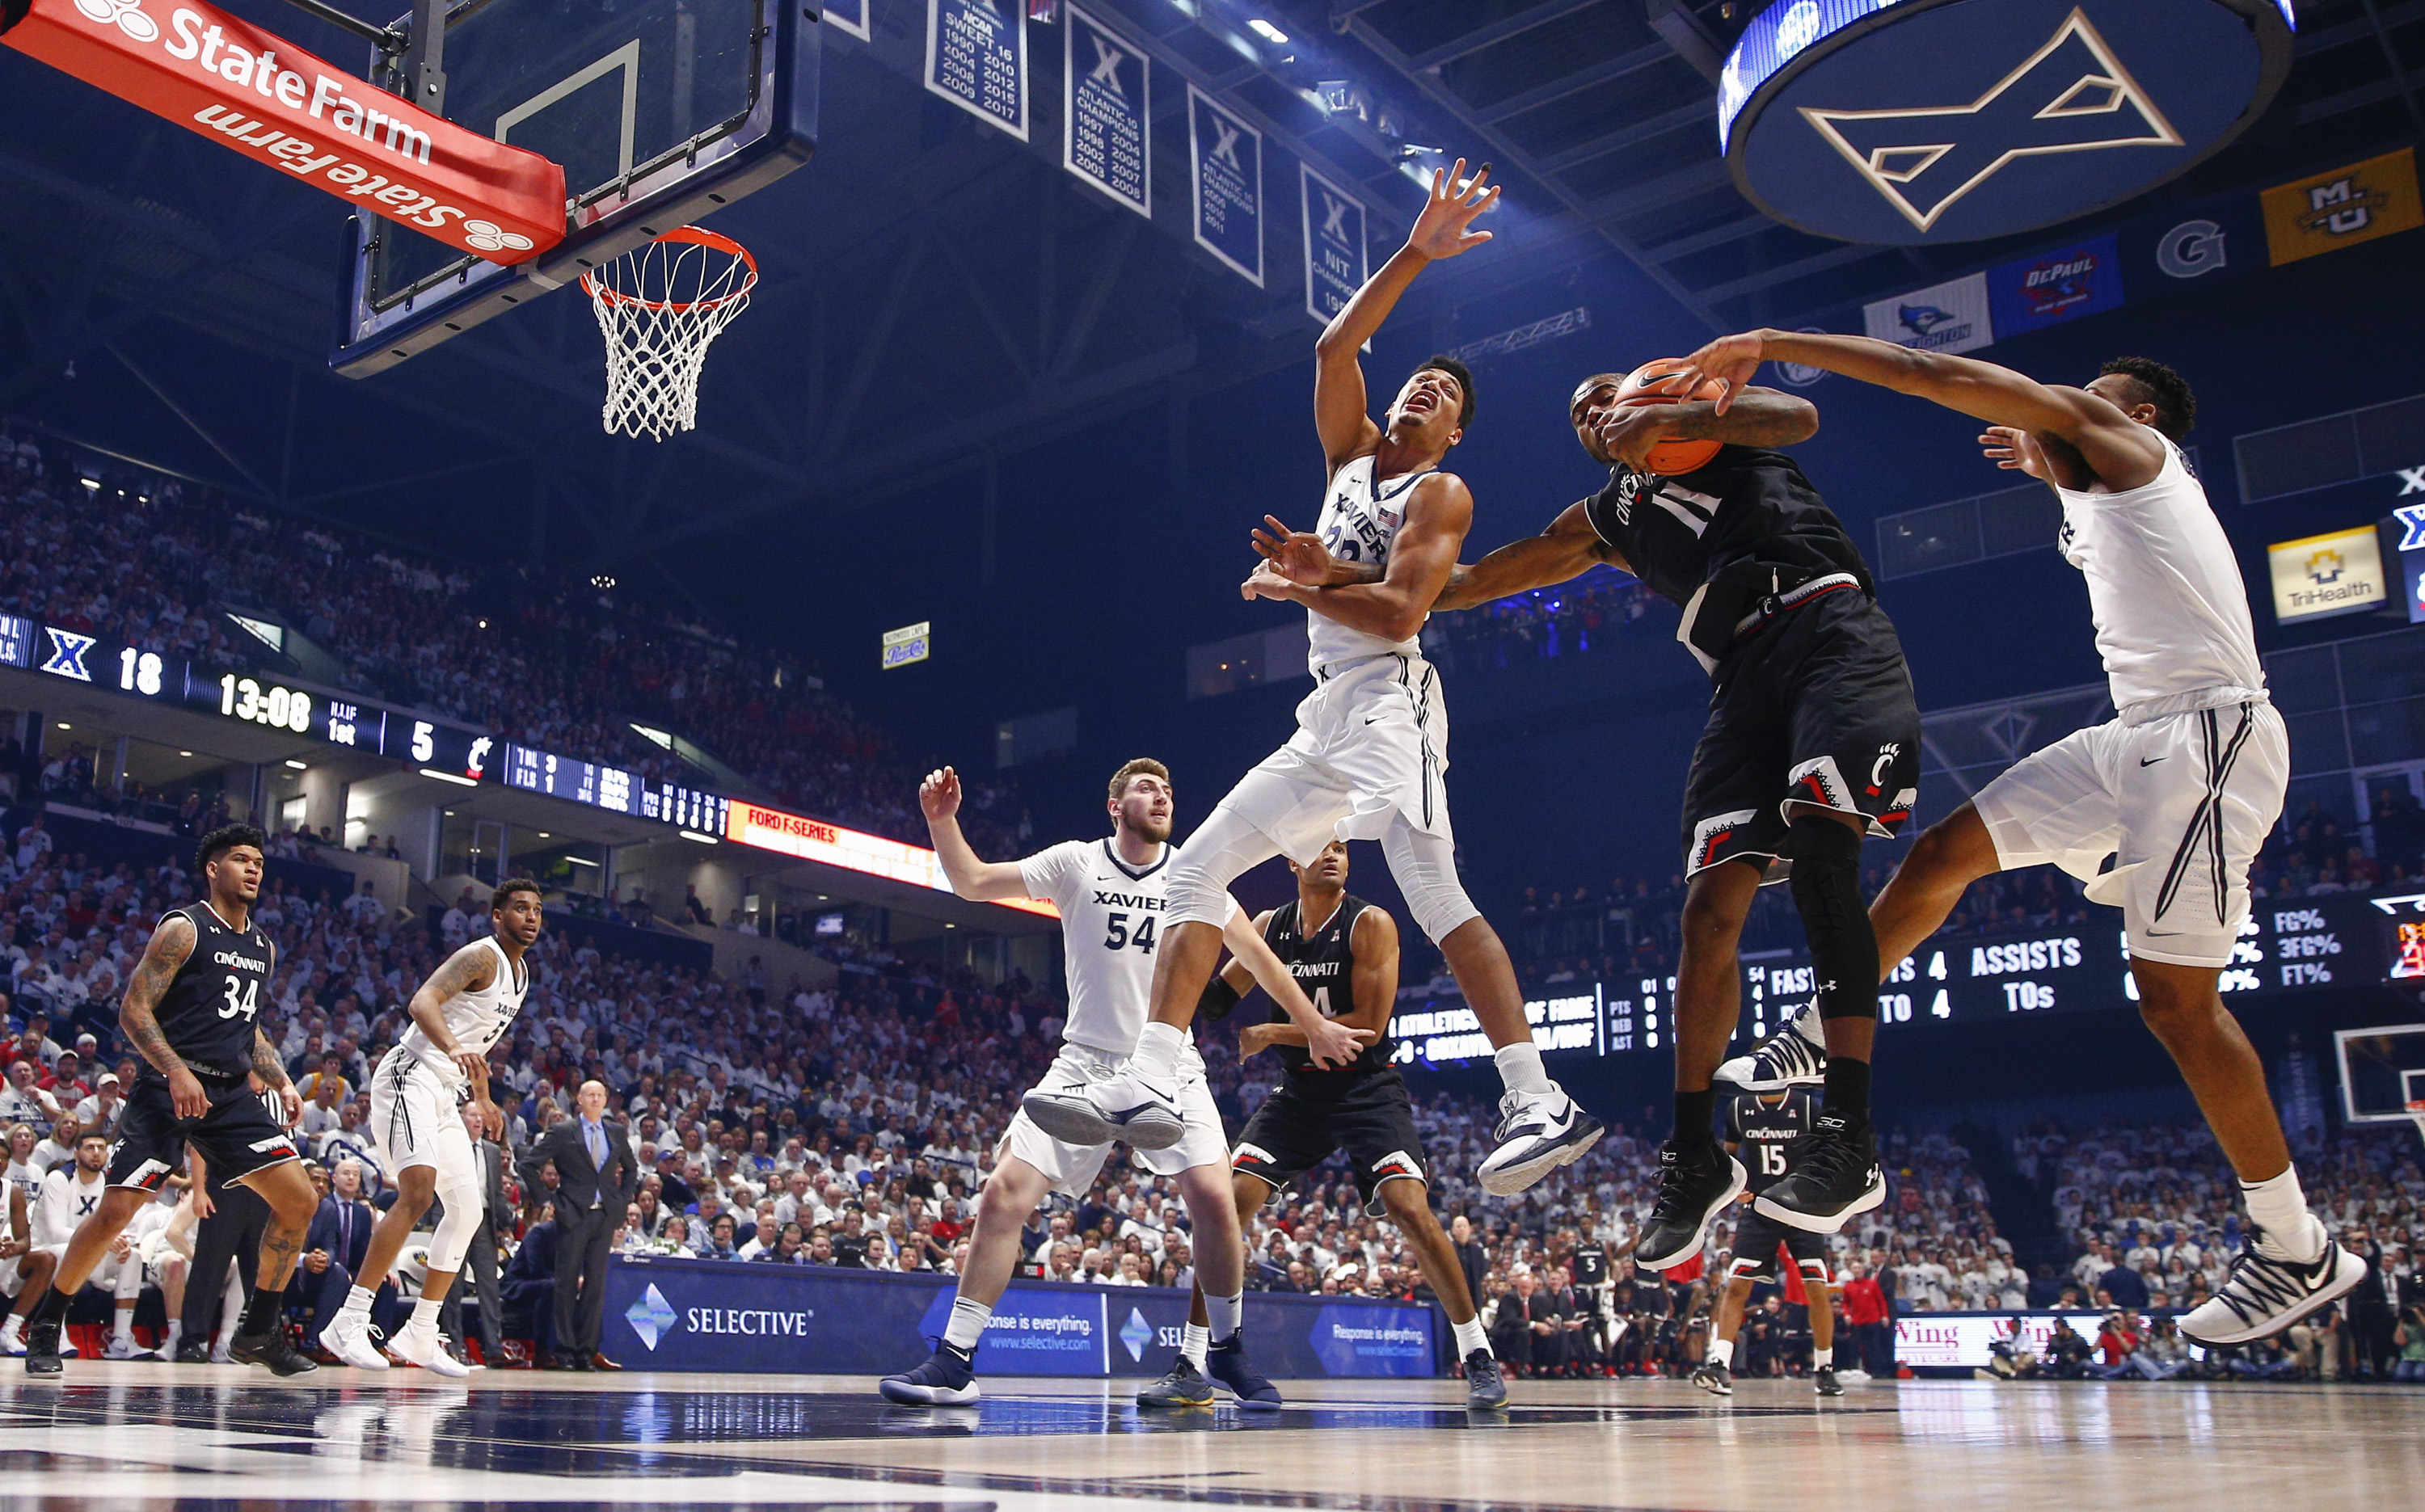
top-left (462, 221), bottom-right (533, 255)
top-left (76, 0), bottom-right (158, 41)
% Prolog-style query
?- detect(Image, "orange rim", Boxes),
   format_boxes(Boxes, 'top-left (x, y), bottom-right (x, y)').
top-left (581, 226), bottom-right (759, 314)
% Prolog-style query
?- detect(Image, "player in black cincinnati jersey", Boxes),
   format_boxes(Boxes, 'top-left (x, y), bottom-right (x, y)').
top-left (1135, 840), bottom-right (1508, 1412)
top-left (1689, 1088), bottom-right (1843, 1397)
top-left (1257, 365), bottom-right (1906, 1270)
top-left (19, 825), bottom-right (320, 1378)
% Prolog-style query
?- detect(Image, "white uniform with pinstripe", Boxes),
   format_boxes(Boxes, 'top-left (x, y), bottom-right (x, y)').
top-left (1168, 455), bottom-right (1480, 947)
top-left (1973, 438), bottom-right (2288, 969)
top-left (367, 936), bottom-right (527, 1181)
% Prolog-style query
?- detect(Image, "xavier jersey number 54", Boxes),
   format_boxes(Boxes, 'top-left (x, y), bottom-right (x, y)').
top-left (1309, 454), bottom-right (1434, 668)
top-left (1017, 839), bottom-right (1236, 1059)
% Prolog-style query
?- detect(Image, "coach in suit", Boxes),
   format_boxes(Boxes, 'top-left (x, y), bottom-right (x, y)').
top-left (517, 1080), bottom-right (635, 1370)
top-left (437, 1104), bottom-right (511, 1366)
top-left (297, 1157), bottom-right (385, 1352)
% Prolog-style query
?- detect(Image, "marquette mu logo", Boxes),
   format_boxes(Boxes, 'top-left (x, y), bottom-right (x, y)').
top-left (1799, 9), bottom-right (2182, 234)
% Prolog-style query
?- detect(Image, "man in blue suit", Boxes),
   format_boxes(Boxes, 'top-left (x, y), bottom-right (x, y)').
top-left (295, 1157), bottom-right (389, 1354)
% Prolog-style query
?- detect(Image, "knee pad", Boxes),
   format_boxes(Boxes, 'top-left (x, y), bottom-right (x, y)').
top-left (425, 1179), bottom-right (484, 1274)
top-left (1787, 815), bottom-right (1877, 1021)
top-left (1384, 823), bottom-right (1482, 944)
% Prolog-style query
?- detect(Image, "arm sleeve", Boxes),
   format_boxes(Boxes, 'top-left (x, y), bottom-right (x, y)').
top-left (1015, 842), bottom-right (1083, 910)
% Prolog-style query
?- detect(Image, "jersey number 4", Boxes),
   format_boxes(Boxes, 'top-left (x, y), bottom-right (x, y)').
top-left (218, 974), bottom-right (261, 1021)
top-left (1103, 912), bottom-right (1158, 954)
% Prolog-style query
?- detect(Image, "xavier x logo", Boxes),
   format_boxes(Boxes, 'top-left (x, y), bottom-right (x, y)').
top-left (40, 628), bottom-right (95, 682)
top-left (1318, 191), bottom-right (1350, 242)
top-left (1087, 36), bottom-right (1128, 100)
top-left (1799, 8), bottom-right (2182, 234)
top-left (1209, 116), bottom-right (1243, 171)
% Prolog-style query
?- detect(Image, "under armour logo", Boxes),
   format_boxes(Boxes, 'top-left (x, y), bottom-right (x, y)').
top-left (1319, 192), bottom-right (1350, 242)
top-left (462, 221), bottom-right (534, 255)
top-left (1210, 117), bottom-right (1242, 171)
top-left (74, 0), bottom-right (158, 42)
top-left (1087, 36), bottom-right (1127, 100)
top-left (40, 627), bottom-right (95, 682)
top-left (1799, 10), bottom-right (2183, 234)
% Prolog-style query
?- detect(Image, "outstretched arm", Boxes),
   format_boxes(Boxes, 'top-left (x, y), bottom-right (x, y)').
top-left (918, 766), bottom-right (1032, 901)
top-left (1256, 499), bottom-right (1622, 612)
top-left (120, 913), bottom-right (206, 1118)
top-left (1242, 472), bottom-right (1471, 642)
top-left (1676, 329), bottom-right (2163, 490)
top-left (1315, 161), bottom-right (1499, 470)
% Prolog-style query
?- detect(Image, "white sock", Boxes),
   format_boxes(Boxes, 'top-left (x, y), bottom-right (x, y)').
top-left (1709, 1337), bottom-right (1735, 1368)
top-left (1130, 1022), bottom-right (1187, 1081)
top-left (114, 1310), bottom-right (135, 1343)
top-left (1811, 1346), bottom-right (1832, 1370)
top-left (410, 1295), bottom-right (445, 1331)
top-left (2242, 1169), bottom-right (2324, 1261)
top-left (1493, 1042), bottom-right (1551, 1097)
top-left (943, 1295), bottom-right (993, 1351)
top-left (164, 1320), bottom-right (182, 1353)
top-left (1452, 1315), bottom-right (1491, 1359)
top-left (341, 1286), bottom-right (375, 1315)
top-left (1205, 1291), bottom-right (1243, 1343)
top-left (1181, 1321), bottom-right (1208, 1369)
top-left (2, 1315), bottom-right (22, 1344)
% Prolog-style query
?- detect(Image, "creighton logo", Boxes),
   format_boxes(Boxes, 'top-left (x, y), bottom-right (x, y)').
top-left (625, 1283), bottom-right (678, 1350)
top-left (1801, 10), bottom-right (2183, 234)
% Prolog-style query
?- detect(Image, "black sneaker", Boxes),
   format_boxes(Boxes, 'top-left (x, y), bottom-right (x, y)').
top-left (229, 1329), bottom-right (320, 1377)
top-left (23, 1317), bottom-right (62, 1377)
top-left (1462, 1350), bottom-right (1508, 1409)
top-left (1714, 1005), bottom-right (1827, 1089)
top-left (1815, 1366), bottom-right (1843, 1396)
top-left (1689, 1359), bottom-right (1733, 1397)
top-left (1752, 1114), bottom-right (1883, 1233)
top-left (1205, 1332), bottom-right (1280, 1409)
top-left (172, 1341), bottom-right (211, 1364)
top-left (879, 1341), bottom-right (980, 1405)
top-left (1135, 1356), bottom-right (1216, 1408)
top-left (1634, 1140), bottom-right (1746, 1270)
top-left (2180, 1224), bottom-right (2366, 1346)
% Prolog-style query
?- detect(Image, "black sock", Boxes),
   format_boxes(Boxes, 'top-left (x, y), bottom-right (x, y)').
top-left (1672, 1087), bottom-right (1717, 1148)
top-left (1822, 1056), bottom-right (1872, 1130)
top-left (28, 1286), bottom-right (70, 1327)
top-left (238, 1287), bottom-right (285, 1338)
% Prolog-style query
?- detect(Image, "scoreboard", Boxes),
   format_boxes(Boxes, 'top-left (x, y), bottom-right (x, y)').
top-left (499, 743), bottom-right (729, 834)
top-left (1390, 893), bottom-right (2407, 1068)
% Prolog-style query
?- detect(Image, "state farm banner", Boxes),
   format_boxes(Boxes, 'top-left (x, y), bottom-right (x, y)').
top-left (2, 0), bottom-right (564, 262)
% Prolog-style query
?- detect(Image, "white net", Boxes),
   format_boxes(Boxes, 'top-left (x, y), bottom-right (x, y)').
top-left (582, 227), bottom-right (758, 440)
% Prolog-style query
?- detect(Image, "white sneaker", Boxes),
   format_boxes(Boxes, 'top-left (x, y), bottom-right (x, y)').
top-left (103, 1335), bottom-right (158, 1361)
top-left (1715, 1002), bottom-right (1827, 1089)
top-left (1022, 1069), bottom-right (1185, 1151)
top-left (1, 1326), bottom-right (24, 1357)
top-left (323, 1307), bottom-right (390, 1371)
top-left (2181, 1221), bottom-right (2367, 1346)
top-left (389, 1319), bottom-right (470, 1379)
top-left (1477, 1087), bottom-right (1605, 1197)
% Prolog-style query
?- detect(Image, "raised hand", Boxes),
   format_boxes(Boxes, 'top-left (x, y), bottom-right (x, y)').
top-left (1980, 426), bottom-right (2049, 481)
top-left (1250, 516), bottom-right (1335, 584)
top-left (1408, 158), bottom-right (1500, 262)
top-left (1242, 560), bottom-right (1303, 603)
top-left (1673, 331), bottom-right (1767, 414)
top-left (918, 766), bottom-right (964, 822)
top-left (1305, 1021), bottom-right (1377, 1071)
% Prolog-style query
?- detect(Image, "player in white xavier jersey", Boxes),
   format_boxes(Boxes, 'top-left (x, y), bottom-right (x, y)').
top-left (881, 759), bottom-right (1362, 1407)
top-left (1059, 162), bottom-right (1601, 1201)
top-left (1673, 331), bottom-right (2366, 1346)
top-left (323, 878), bottom-right (542, 1376)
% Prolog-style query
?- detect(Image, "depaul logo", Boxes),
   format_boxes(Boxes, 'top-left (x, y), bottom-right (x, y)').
top-left (2017, 251), bottom-right (2099, 320)
top-left (625, 1283), bottom-right (677, 1350)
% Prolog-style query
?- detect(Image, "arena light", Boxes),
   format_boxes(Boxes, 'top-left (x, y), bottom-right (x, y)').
top-left (679, 829), bottom-right (719, 845)
top-left (1247, 18), bottom-right (1288, 44)
top-left (420, 767), bottom-right (479, 787)
top-left (284, 759), bottom-right (308, 770)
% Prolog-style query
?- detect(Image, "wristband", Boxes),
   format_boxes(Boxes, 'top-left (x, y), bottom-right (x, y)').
top-left (1197, 977), bottom-right (1243, 1020)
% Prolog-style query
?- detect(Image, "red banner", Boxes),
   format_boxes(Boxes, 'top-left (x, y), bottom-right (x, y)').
top-left (3, 0), bottom-right (564, 263)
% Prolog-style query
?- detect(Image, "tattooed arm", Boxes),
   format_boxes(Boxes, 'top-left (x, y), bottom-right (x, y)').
top-left (122, 913), bottom-right (208, 1118)
top-left (407, 940), bottom-right (500, 1085)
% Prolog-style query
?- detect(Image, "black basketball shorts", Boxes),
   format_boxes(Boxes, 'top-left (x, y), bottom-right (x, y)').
top-left (107, 1072), bottom-right (300, 1191)
top-left (1681, 589), bottom-right (1921, 881)
top-left (1726, 1202), bottom-right (1831, 1283)
top-left (1233, 1071), bottom-right (1427, 1216)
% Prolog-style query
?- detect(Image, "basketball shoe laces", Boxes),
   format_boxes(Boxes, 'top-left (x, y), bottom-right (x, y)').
top-left (1792, 1121), bottom-right (1871, 1187)
top-left (2206, 1228), bottom-right (2318, 1328)
top-left (1647, 1147), bottom-right (1716, 1226)
top-left (1748, 1026), bottom-right (1824, 1080)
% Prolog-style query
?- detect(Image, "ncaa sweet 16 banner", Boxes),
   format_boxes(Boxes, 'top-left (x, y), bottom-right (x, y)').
top-left (2, 0), bottom-right (564, 260)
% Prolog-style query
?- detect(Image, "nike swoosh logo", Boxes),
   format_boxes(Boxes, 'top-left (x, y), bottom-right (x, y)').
top-left (2140, 757), bottom-right (2166, 766)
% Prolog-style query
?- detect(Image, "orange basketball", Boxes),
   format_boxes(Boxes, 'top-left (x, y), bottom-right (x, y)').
top-left (1612, 358), bottom-right (1726, 475)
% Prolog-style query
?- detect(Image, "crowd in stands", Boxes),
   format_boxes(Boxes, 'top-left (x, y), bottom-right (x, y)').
top-left (0, 427), bottom-right (1026, 856)
top-left (1416, 571), bottom-right (1666, 676)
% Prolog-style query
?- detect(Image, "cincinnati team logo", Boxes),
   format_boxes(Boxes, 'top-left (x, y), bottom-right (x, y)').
top-left (1868, 743), bottom-right (1903, 794)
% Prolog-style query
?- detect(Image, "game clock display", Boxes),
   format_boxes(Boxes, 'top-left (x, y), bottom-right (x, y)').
top-left (500, 742), bottom-right (730, 834)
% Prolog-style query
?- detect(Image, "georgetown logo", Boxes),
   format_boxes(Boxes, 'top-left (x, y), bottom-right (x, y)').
top-left (1801, 11), bottom-right (2182, 234)
top-left (625, 1283), bottom-right (678, 1350)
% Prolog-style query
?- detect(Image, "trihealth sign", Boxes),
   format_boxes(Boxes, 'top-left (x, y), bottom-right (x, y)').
top-left (2267, 525), bottom-right (2387, 624)
top-left (2, 0), bottom-right (563, 261)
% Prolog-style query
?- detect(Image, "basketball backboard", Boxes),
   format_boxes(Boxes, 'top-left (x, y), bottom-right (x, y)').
top-left (2332, 1023), bottom-right (2425, 1126)
top-left (332, 0), bottom-right (816, 377)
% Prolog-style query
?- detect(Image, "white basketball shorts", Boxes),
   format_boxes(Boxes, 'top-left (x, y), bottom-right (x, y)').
top-left (1975, 696), bottom-right (2288, 968)
top-left (1217, 650), bottom-right (1453, 864)
top-left (366, 1047), bottom-right (479, 1187)
top-left (997, 1043), bottom-right (1228, 1194)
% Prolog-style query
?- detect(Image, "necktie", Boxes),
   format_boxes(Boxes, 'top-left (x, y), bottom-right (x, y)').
top-left (584, 1121), bottom-right (605, 1203)
top-left (338, 1202), bottom-right (351, 1253)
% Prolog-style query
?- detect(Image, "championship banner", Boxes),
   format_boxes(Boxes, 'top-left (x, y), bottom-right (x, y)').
top-left (926, 0), bottom-right (1028, 142)
top-left (1862, 272), bottom-right (1993, 355)
top-left (1189, 84), bottom-right (1263, 287)
top-left (1062, 3), bottom-right (1149, 218)
top-left (2262, 147), bottom-right (2422, 267)
top-left (1987, 233), bottom-right (2124, 338)
top-left (2, 0), bottom-right (563, 261)
top-left (824, 0), bottom-right (871, 42)
top-left (1301, 160), bottom-right (1366, 327)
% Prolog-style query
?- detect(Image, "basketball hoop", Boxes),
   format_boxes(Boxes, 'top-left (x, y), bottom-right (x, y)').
top-left (581, 227), bottom-right (757, 440)
top-left (2406, 1100), bottom-right (2425, 1150)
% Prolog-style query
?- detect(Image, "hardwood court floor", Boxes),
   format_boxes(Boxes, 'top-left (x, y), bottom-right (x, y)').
top-left (0, 1364), bottom-right (2414, 1510)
